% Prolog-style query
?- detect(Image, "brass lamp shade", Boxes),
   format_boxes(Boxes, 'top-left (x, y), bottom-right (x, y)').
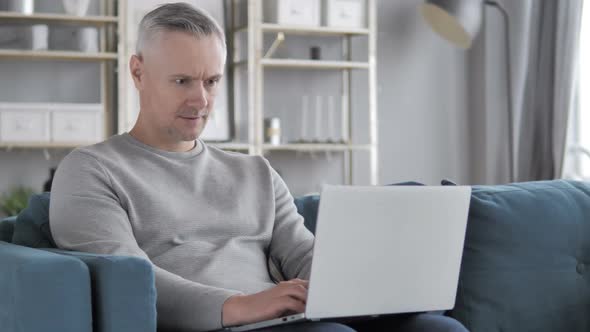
top-left (421, 0), bottom-right (483, 49)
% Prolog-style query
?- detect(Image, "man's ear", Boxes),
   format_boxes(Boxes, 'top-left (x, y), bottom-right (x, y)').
top-left (129, 54), bottom-right (144, 90)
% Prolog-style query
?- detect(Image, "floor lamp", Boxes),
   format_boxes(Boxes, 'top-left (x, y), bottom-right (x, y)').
top-left (421, 0), bottom-right (515, 182)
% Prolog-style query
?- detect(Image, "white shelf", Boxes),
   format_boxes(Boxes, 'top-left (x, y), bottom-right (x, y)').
top-left (233, 59), bottom-right (369, 70)
top-left (262, 144), bottom-right (372, 152)
top-left (235, 23), bottom-right (369, 36)
top-left (0, 11), bottom-right (118, 25)
top-left (208, 142), bottom-right (250, 151)
top-left (262, 23), bottom-right (369, 36)
top-left (260, 59), bottom-right (369, 69)
top-left (0, 49), bottom-right (118, 61)
top-left (0, 102), bottom-right (102, 108)
top-left (0, 142), bottom-right (94, 149)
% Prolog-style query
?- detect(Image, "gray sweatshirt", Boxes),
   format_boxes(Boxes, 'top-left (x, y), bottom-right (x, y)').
top-left (49, 133), bottom-right (314, 332)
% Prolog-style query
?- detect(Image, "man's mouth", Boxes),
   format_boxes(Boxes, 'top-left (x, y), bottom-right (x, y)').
top-left (179, 113), bottom-right (208, 120)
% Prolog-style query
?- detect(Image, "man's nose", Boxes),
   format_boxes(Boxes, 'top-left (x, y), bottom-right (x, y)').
top-left (187, 82), bottom-right (208, 109)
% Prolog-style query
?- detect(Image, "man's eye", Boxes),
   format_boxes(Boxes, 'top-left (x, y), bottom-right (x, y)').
top-left (175, 78), bottom-right (188, 85)
top-left (205, 78), bottom-right (219, 87)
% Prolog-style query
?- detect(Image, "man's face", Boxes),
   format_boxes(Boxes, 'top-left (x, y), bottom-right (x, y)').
top-left (130, 31), bottom-right (225, 143)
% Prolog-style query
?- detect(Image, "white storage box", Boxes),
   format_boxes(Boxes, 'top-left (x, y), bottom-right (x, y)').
top-left (0, 103), bottom-right (50, 143)
top-left (323, 0), bottom-right (366, 28)
top-left (51, 103), bottom-right (103, 143)
top-left (264, 0), bottom-right (321, 26)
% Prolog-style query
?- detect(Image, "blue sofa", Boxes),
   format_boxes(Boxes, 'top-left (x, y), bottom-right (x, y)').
top-left (2, 180), bottom-right (590, 332)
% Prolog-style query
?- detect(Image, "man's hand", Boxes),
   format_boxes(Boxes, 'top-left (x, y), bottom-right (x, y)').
top-left (222, 279), bottom-right (309, 327)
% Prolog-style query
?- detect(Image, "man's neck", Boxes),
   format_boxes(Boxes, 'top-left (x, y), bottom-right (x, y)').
top-left (129, 126), bottom-right (196, 153)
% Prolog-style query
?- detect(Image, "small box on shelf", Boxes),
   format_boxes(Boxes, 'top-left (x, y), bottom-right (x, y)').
top-left (51, 103), bottom-right (103, 143)
top-left (323, 0), bottom-right (366, 29)
top-left (0, 107), bottom-right (50, 143)
top-left (263, 0), bottom-right (321, 26)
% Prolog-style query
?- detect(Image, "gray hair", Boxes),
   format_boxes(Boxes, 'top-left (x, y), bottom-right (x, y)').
top-left (136, 2), bottom-right (226, 55)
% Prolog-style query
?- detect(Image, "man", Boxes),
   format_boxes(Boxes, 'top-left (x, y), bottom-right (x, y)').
top-left (49, 3), bottom-right (467, 332)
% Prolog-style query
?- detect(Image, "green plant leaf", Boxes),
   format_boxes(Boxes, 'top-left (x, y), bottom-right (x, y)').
top-left (0, 187), bottom-right (35, 217)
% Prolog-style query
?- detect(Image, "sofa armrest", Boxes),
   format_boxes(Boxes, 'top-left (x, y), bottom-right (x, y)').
top-left (0, 241), bottom-right (92, 332)
top-left (46, 249), bottom-right (157, 332)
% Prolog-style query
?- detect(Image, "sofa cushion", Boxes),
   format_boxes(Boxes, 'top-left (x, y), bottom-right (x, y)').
top-left (11, 192), bottom-right (56, 248)
top-left (0, 216), bottom-right (16, 243)
top-left (448, 180), bottom-right (590, 332)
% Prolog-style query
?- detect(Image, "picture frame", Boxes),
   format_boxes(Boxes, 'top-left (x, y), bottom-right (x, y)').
top-left (119, 0), bottom-right (233, 142)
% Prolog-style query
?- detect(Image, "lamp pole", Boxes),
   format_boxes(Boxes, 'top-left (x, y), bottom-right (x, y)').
top-left (485, 1), bottom-right (515, 182)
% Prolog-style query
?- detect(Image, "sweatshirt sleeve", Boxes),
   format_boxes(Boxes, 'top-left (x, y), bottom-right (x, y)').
top-left (49, 150), bottom-right (242, 332)
top-left (267, 166), bottom-right (315, 280)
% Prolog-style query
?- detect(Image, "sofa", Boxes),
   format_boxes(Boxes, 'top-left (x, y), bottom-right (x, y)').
top-left (2, 180), bottom-right (590, 332)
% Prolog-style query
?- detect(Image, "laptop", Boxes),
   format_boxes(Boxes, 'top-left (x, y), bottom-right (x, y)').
top-left (226, 185), bottom-right (471, 331)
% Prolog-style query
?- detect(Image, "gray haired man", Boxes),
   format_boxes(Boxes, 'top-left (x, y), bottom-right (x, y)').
top-left (49, 3), bottom-right (468, 332)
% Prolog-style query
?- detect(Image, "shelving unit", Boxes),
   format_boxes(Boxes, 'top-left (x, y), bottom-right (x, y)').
top-left (229, 0), bottom-right (378, 185)
top-left (0, 2), bottom-right (119, 149)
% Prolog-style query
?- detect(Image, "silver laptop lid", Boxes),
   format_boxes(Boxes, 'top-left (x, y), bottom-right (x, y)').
top-left (305, 185), bottom-right (471, 320)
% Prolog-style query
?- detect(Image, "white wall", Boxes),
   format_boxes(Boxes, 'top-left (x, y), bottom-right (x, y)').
top-left (375, 0), bottom-right (470, 186)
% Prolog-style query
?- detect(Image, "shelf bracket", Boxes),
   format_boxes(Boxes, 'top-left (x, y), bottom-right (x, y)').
top-left (264, 32), bottom-right (285, 58)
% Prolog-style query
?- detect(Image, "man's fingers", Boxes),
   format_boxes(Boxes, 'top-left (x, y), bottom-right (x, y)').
top-left (279, 296), bottom-right (306, 315)
top-left (288, 284), bottom-right (308, 303)
top-left (277, 283), bottom-right (308, 303)
top-left (284, 279), bottom-right (310, 289)
top-left (268, 295), bottom-right (306, 320)
top-left (290, 278), bottom-right (309, 285)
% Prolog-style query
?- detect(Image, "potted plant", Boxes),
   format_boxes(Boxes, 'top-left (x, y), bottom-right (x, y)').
top-left (0, 187), bottom-right (35, 217)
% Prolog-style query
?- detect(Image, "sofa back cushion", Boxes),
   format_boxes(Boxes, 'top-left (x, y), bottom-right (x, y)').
top-left (294, 195), bottom-right (321, 234)
top-left (12, 192), bottom-right (56, 248)
top-left (448, 180), bottom-right (590, 332)
top-left (0, 216), bottom-right (16, 243)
